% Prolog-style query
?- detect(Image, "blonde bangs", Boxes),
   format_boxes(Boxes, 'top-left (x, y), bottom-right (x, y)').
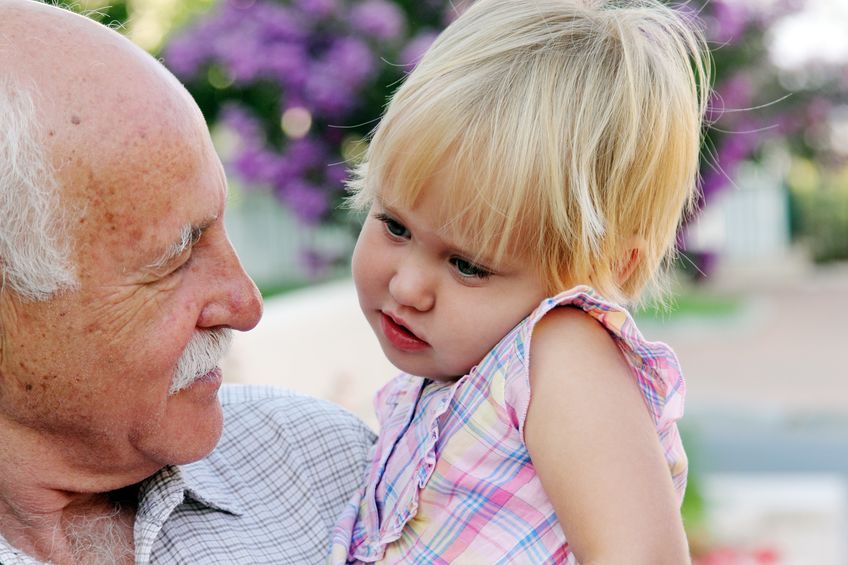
top-left (350, 63), bottom-right (565, 277)
top-left (348, 0), bottom-right (710, 304)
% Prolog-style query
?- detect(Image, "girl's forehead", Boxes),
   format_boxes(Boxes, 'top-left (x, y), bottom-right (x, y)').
top-left (378, 165), bottom-right (474, 226)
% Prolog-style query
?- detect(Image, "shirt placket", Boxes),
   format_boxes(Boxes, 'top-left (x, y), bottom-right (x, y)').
top-left (133, 466), bottom-right (189, 565)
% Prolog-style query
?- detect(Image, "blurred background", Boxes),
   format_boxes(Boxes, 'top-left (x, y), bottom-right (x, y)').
top-left (57, 0), bottom-right (847, 562)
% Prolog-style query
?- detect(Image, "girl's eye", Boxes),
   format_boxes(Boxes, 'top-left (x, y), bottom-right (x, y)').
top-left (375, 213), bottom-right (410, 239)
top-left (450, 257), bottom-right (492, 279)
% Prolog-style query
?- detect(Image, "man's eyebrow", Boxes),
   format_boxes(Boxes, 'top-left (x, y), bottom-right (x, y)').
top-left (145, 221), bottom-right (211, 271)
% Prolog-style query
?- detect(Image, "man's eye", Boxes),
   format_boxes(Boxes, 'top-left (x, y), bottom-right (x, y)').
top-left (172, 255), bottom-right (192, 274)
top-left (161, 254), bottom-right (191, 278)
top-left (375, 213), bottom-right (410, 239)
top-left (450, 257), bottom-right (491, 279)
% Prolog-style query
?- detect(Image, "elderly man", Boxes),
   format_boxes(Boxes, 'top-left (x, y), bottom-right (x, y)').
top-left (0, 1), bottom-right (374, 564)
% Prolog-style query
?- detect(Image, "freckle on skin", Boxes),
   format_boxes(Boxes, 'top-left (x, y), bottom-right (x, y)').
top-left (25, 384), bottom-right (32, 392)
top-left (71, 115), bottom-right (81, 125)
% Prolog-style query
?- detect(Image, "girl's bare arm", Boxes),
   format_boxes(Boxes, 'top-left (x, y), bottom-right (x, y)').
top-left (524, 307), bottom-right (690, 564)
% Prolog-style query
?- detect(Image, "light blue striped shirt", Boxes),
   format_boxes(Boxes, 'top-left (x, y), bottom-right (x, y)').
top-left (0, 385), bottom-right (375, 565)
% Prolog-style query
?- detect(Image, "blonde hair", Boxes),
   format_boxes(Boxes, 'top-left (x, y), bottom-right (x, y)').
top-left (349, 0), bottom-right (710, 304)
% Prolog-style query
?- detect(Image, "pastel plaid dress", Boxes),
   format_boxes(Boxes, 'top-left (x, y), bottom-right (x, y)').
top-left (330, 286), bottom-right (688, 564)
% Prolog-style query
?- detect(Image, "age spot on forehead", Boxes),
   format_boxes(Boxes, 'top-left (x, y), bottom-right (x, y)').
top-left (71, 115), bottom-right (81, 125)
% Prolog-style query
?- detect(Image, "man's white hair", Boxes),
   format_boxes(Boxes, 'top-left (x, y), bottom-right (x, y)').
top-left (0, 79), bottom-right (78, 301)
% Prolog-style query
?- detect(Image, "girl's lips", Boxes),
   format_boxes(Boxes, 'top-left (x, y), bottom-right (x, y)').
top-left (380, 312), bottom-right (429, 352)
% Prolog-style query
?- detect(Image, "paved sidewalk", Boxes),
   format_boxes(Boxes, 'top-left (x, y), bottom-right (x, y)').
top-left (642, 261), bottom-right (848, 418)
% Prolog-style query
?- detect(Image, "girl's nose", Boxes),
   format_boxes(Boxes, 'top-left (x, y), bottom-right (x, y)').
top-left (388, 261), bottom-right (435, 312)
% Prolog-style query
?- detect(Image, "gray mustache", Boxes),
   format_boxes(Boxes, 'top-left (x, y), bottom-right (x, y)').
top-left (169, 328), bottom-right (233, 395)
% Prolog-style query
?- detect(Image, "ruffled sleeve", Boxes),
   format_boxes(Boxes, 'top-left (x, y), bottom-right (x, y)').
top-left (503, 286), bottom-right (688, 498)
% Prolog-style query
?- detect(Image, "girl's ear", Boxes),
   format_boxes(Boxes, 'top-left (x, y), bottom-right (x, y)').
top-left (616, 237), bottom-right (644, 286)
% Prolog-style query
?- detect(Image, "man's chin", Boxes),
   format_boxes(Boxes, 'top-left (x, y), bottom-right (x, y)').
top-left (155, 398), bottom-right (225, 466)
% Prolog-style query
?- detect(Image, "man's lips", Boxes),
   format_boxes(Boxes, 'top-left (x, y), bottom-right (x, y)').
top-left (196, 367), bottom-right (223, 385)
top-left (380, 312), bottom-right (429, 352)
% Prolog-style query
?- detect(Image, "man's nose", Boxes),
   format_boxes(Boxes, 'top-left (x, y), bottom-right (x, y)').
top-left (388, 257), bottom-right (435, 312)
top-left (198, 238), bottom-right (263, 331)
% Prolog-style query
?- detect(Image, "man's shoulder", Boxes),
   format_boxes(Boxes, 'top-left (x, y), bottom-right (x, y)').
top-left (217, 383), bottom-right (375, 453)
top-left (158, 386), bottom-right (375, 564)
top-left (188, 384), bottom-right (374, 507)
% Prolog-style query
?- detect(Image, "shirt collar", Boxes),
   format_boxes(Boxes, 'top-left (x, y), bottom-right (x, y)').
top-left (138, 461), bottom-right (244, 520)
top-left (177, 455), bottom-right (246, 516)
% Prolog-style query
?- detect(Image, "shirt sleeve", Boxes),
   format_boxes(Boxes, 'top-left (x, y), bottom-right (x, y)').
top-left (503, 286), bottom-right (688, 499)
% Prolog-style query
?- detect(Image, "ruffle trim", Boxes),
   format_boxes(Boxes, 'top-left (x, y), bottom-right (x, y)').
top-left (333, 286), bottom-right (685, 563)
top-left (346, 369), bottom-right (476, 562)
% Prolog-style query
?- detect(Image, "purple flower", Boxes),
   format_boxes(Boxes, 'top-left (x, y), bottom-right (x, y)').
top-left (707, 0), bottom-right (750, 44)
top-left (254, 4), bottom-right (304, 43)
top-left (262, 43), bottom-right (310, 88)
top-left (322, 37), bottom-right (376, 86)
top-left (709, 73), bottom-right (754, 123)
top-left (305, 71), bottom-right (356, 116)
top-left (279, 180), bottom-right (330, 223)
top-left (400, 31), bottom-right (438, 68)
top-left (285, 137), bottom-right (328, 173)
top-left (161, 0), bottom-right (458, 278)
top-left (298, 248), bottom-right (345, 278)
top-left (163, 35), bottom-right (208, 77)
top-left (220, 104), bottom-right (263, 141)
top-left (326, 161), bottom-right (349, 187)
top-left (350, 0), bottom-right (407, 42)
top-left (232, 146), bottom-right (289, 187)
top-left (442, 0), bottom-right (471, 26)
top-left (294, 0), bottom-right (339, 19)
top-left (700, 123), bottom-right (761, 203)
top-left (305, 39), bottom-right (376, 116)
top-left (807, 97), bottom-right (833, 126)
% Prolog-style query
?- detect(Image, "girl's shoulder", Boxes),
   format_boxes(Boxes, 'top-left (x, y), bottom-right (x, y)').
top-left (506, 285), bottom-right (685, 433)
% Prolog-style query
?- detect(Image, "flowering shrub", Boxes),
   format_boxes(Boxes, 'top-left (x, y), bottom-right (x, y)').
top-left (162, 0), bottom-right (842, 273)
top-left (163, 0), bottom-right (459, 240)
top-left (694, 0), bottom-right (828, 206)
top-left (679, 0), bottom-right (848, 274)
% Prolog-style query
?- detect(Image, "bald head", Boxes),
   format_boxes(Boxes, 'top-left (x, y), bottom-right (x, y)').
top-left (0, 0), bottom-right (215, 300)
top-left (0, 1), bottom-right (262, 489)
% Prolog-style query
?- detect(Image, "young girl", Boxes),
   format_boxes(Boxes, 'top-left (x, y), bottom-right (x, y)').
top-left (331, 0), bottom-right (709, 562)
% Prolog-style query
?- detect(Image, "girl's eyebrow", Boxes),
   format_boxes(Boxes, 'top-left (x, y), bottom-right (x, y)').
top-left (379, 200), bottom-right (499, 270)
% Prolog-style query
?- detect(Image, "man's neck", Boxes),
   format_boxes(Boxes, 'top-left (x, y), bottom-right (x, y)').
top-left (0, 485), bottom-right (138, 565)
top-left (0, 424), bottom-right (145, 565)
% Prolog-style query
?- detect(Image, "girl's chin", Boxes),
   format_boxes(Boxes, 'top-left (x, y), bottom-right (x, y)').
top-left (382, 351), bottom-right (466, 382)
